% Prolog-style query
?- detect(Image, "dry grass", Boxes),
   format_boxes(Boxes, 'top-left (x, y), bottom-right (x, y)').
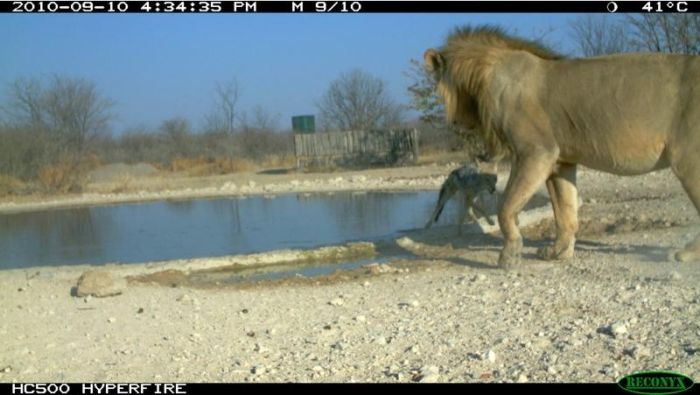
top-left (416, 149), bottom-right (471, 166)
top-left (38, 163), bottom-right (83, 193)
top-left (37, 154), bottom-right (101, 193)
top-left (0, 174), bottom-right (26, 196)
top-left (258, 155), bottom-right (296, 169)
top-left (169, 155), bottom-right (296, 177)
top-left (110, 173), bottom-right (134, 193)
top-left (170, 156), bottom-right (258, 176)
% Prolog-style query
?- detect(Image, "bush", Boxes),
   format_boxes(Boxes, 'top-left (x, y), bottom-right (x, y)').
top-left (37, 154), bottom-right (100, 193)
top-left (0, 174), bottom-right (26, 196)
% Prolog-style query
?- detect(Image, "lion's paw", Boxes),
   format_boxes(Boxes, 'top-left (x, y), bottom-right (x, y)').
top-left (498, 240), bottom-right (522, 269)
top-left (537, 245), bottom-right (574, 261)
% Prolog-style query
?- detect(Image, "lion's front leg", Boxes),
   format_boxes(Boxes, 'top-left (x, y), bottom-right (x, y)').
top-left (498, 153), bottom-right (557, 268)
top-left (539, 163), bottom-right (578, 261)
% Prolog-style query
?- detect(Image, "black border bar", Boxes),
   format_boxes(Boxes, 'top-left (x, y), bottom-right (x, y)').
top-left (2, 1), bottom-right (699, 13)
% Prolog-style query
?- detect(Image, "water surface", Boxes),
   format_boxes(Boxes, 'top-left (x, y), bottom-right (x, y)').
top-left (0, 191), bottom-right (462, 269)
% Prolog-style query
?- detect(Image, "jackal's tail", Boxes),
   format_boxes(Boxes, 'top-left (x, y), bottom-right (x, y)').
top-left (425, 180), bottom-right (452, 228)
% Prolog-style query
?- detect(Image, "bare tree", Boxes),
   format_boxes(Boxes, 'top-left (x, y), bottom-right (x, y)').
top-left (160, 117), bottom-right (193, 158)
top-left (5, 78), bottom-right (45, 128)
top-left (569, 15), bottom-right (630, 56)
top-left (239, 105), bottom-right (280, 132)
top-left (41, 75), bottom-right (114, 155)
top-left (627, 14), bottom-right (700, 55)
top-left (317, 69), bottom-right (404, 132)
top-left (206, 79), bottom-right (241, 135)
top-left (1, 75), bottom-right (113, 191)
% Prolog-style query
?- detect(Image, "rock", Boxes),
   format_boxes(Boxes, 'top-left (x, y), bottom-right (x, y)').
top-left (624, 345), bottom-right (651, 360)
top-left (517, 374), bottom-right (528, 383)
top-left (331, 341), bottom-right (347, 351)
top-left (419, 366), bottom-right (440, 383)
top-left (254, 343), bottom-right (269, 353)
top-left (250, 366), bottom-right (264, 375)
top-left (472, 274), bottom-right (487, 282)
top-left (76, 270), bottom-right (126, 297)
top-left (398, 300), bottom-right (419, 309)
top-left (668, 271), bottom-right (682, 281)
top-left (177, 294), bottom-right (196, 304)
top-left (485, 349), bottom-right (497, 363)
top-left (375, 336), bottom-right (387, 345)
top-left (355, 315), bottom-right (366, 323)
top-left (610, 322), bottom-right (628, 337)
top-left (107, 317), bottom-right (116, 323)
top-left (329, 298), bottom-right (344, 306)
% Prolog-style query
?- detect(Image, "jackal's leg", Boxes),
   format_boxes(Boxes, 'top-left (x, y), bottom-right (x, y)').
top-left (538, 163), bottom-right (578, 260)
top-left (457, 191), bottom-right (470, 235)
top-left (472, 197), bottom-right (495, 225)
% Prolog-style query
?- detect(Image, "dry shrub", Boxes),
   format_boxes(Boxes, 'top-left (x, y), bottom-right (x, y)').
top-left (37, 155), bottom-right (100, 193)
top-left (38, 163), bottom-right (81, 193)
top-left (227, 158), bottom-right (257, 173)
top-left (259, 155), bottom-right (296, 169)
top-left (0, 174), bottom-right (26, 196)
top-left (170, 156), bottom-right (257, 176)
top-left (111, 173), bottom-right (134, 193)
top-left (170, 157), bottom-right (208, 173)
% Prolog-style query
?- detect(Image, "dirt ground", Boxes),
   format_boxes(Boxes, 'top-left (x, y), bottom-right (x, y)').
top-left (0, 164), bottom-right (699, 383)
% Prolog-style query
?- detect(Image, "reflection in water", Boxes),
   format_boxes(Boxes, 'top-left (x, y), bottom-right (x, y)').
top-left (0, 191), bottom-right (458, 270)
top-left (0, 208), bottom-right (108, 268)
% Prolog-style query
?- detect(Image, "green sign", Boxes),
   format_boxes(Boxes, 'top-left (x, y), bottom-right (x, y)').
top-left (618, 371), bottom-right (695, 395)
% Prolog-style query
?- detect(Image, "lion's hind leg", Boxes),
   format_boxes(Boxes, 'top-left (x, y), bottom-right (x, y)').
top-left (672, 167), bottom-right (700, 262)
top-left (539, 163), bottom-right (578, 261)
top-left (668, 126), bottom-right (700, 262)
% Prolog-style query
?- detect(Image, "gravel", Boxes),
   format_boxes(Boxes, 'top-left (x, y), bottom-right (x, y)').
top-left (0, 168), bottom-right (698, 382)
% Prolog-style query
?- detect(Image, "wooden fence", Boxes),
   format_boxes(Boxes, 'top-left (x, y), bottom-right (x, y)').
top-left (294, 129), bottom-right (419, 168)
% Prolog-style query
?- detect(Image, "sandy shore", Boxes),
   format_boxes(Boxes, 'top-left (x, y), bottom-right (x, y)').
top-left (0, 165), bottom-right (699, 383)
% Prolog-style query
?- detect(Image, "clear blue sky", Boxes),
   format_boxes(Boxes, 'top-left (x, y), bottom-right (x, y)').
top-left (1, 13), bottom-right (587, 134)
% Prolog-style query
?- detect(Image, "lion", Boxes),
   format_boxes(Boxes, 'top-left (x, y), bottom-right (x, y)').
top-left (424, 26), bottom-right (700, 267)
top-left (425, 164), bottom-right (497, 234)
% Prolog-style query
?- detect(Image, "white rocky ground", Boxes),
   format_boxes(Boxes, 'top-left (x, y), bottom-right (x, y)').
top-left (0, 166), bottom-right (698, 383)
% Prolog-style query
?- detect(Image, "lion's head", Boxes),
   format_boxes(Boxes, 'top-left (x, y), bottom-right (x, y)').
top-left (424, 26), bottom-right (562, 160)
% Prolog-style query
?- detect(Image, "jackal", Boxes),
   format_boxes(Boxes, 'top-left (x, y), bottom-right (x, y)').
top-left (425, 165), bottom-right (497, 234)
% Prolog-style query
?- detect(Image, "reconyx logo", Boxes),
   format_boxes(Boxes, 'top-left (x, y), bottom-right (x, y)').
top-left (618, 371), bottom-right (695, 395)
